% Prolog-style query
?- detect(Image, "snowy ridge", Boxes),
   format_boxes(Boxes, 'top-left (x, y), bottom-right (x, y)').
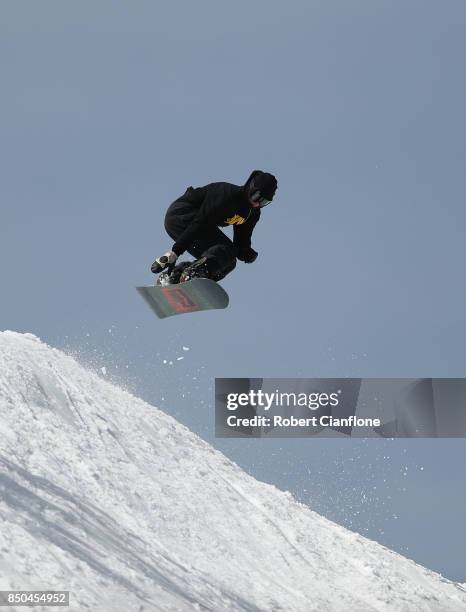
top-left (0, 331), bottom-right (465, 611)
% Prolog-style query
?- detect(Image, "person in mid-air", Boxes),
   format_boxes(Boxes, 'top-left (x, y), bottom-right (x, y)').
top-left (151, 170), bottom-right (278, 284)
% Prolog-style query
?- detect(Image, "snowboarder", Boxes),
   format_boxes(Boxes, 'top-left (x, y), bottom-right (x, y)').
top-left (151, 170), bottom-right (278, 285)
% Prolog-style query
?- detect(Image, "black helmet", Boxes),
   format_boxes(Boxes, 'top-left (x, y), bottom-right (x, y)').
top-left (246, 171), bottom-right (278, 207)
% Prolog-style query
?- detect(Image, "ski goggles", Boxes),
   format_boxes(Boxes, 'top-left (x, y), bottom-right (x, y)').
top-left (250, 190), bottom-right (272, 208)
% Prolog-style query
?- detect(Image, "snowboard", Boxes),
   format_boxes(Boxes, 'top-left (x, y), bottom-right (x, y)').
top-left (136, 278), bottom-right (229, 319)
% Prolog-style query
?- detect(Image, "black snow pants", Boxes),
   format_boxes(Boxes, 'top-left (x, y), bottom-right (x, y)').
top-left (164, 200), bottom-right (237, 281)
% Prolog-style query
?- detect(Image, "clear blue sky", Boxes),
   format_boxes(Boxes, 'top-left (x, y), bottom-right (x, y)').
top-left (2, 1), bottom-right (466, 581)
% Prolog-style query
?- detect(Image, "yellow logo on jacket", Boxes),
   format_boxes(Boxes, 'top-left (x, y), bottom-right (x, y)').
top-left (225, 214), bottom-right (246, 225)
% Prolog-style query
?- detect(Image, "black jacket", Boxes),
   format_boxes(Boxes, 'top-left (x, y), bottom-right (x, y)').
top-left (169, 171), bottom-right (262, 256)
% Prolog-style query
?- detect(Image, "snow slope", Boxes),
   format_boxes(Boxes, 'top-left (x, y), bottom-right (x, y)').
top-left (0, 331), bottom-right (465, 612)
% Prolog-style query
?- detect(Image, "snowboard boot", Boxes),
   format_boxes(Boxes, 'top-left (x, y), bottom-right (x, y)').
top-left (179, 257), bottom-right (212, 282)
top-left (156, 261), bottom-right (193, 286)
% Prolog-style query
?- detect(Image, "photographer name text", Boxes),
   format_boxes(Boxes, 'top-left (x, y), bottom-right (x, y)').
top-left (226, 415), bottom-right (381, 428)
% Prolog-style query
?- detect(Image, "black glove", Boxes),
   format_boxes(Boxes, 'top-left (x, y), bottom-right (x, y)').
top-left (151, 250), bottom-right (178, 273)
top-left (237, 247), bottom-right (258, 263)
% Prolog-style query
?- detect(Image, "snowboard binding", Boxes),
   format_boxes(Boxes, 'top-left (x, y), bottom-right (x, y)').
top-left (156, 261), bottom-right (192, 286)
top-left (179, 257), bottom-right (211, 283)
top-left (156, 257), bottom-right (213, 286)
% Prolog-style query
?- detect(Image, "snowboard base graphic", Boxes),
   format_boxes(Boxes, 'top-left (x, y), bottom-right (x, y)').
top-left (136, 278), bottom-right (229, 319)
